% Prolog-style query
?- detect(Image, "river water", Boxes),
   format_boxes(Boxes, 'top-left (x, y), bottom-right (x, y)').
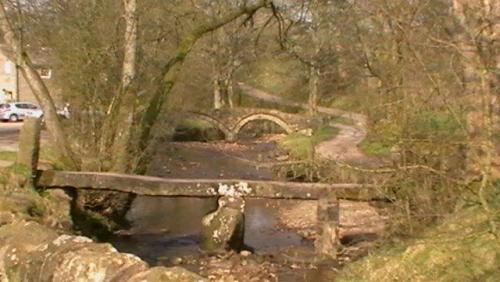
top-left (111, 198), bottom-right (310, 262)
top-left (108, 140), bottom-right (338, 281)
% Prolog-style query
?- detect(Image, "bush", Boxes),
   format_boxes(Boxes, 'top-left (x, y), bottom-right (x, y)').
top-left (172, 119), bottom-right (225, 142)
top-left (409, 110), bottom-right (466, 140)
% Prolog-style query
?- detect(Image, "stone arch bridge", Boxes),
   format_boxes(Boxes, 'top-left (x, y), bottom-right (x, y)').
top-left (180, 108), bottom-right (313, 142)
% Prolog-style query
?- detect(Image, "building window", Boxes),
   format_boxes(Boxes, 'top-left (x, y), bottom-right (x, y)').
top-left (4, 61), bottom-right (12, 74)
top-left (38, 68), bottom-right (52, 79)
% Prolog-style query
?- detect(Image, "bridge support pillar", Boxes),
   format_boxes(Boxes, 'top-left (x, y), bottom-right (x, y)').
top-left (200, 196), bottom-right (245, 253)
top-left (225, 131), bottom-right (237, 143)
top-left (315, 192), bottom-right (339, 260)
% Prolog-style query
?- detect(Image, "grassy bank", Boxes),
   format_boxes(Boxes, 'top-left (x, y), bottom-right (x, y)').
top-left (0, 147), bottom-right (71, 170)
top-left (338, 205), bottom-right (500, 281)
top-left (279, 126), bottom-right (339, 159)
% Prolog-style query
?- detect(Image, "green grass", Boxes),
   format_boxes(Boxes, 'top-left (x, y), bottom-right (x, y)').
top-left (39, 147), bottom-right (68, 170)
top-left (326, 93), bottom-right (376, 112)
top-left (280, 133), bottom-right (314, 159)
top-left (338, 205), bottom-right (500, 282)
top-left (279, 126), bottom-right (339, 159)
top-left (0, 151), bottom-right (17, 162)
top-left (360, 138), bottom-right (393, 157)
top-left (0, 147), bottom-right (66, 170)
top-left (0, 148), bottom-right (61, 163)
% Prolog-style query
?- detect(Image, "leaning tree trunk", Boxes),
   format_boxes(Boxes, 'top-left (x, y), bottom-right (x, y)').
top-left (0, 1), bottom-right (79, 170)
top-left (136, 0), bottom-right (269, 171)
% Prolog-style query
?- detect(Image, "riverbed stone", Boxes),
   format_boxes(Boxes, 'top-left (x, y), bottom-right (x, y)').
top-left (0, 212), bottom-right (14, 226)
top-left (0, 221), bottom-right (203, 282)
top-left (201, 196), bottom-right (245, 253)
top-left (127, 266), bottom-right (205, 282)
top-left (240, 250), bottom-right (252, 257)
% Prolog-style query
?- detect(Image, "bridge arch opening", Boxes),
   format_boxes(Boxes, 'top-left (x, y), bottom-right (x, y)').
top-left (233, 113), bottom-right (294, 139)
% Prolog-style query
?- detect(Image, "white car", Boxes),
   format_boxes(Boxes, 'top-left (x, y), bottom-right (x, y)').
top-left (0, 102), bottom-right (43, 122)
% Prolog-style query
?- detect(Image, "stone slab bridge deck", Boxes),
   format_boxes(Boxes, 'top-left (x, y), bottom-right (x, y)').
top-left (36, 170), bottom-right (384, 259)
top-left (182, 108), bottom-right (313, 141)
top-left (36, 170), bottom-right (381, 200)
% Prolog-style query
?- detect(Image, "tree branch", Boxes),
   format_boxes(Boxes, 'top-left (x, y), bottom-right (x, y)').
top-left (135, 0), bottom-right (271, 172)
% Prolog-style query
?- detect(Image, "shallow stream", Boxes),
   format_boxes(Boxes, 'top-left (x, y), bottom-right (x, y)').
top-left (108, 140), bottom-right (337, 281)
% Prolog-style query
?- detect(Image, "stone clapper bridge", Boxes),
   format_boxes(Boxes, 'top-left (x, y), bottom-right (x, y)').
top-left (36, 171), bottom-right (382, 259)
top-left (180, 107), bottom-right (313, 141)
top-left (17, 115), bottom-right (380, 260)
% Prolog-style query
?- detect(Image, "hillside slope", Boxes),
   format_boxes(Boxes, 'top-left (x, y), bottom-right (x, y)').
top-left (338, 207), bottom-right (500, 281)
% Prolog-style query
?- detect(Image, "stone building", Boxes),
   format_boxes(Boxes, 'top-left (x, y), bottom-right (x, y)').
top-left (0, 44), bottom-right (60, 104)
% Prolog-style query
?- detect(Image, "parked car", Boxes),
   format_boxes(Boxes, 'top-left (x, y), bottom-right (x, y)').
top-left (0, 102), bottom-right (43, 122)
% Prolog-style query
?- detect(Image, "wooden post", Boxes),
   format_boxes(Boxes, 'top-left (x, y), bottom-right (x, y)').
top-left (16, 118), bottom-right (41, 175)
top-left (315, 191), bottom-right (339, 260)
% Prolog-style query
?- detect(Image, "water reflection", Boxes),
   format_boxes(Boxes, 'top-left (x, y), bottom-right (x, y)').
top-left (110, 197), bottom-right (311, 264)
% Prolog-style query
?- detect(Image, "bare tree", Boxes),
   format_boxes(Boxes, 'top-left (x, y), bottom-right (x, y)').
top-left (135, 0), bottom-right (271, 170)
top-left (107, 0), bottom-right (138, 172)
top-left (277, 0), bottom-right (340, 116)
top-left (452, 0), bottom-right (499, 234)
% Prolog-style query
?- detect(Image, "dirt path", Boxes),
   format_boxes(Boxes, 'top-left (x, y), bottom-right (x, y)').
top-left (238, 83), bottom-right (368, 163)
top-left (315, 121), bottom-right (367, 163)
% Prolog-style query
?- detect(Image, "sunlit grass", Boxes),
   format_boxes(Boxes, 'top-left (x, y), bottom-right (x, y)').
top-left (0, 151), bottom-right (17, 162)
top-left (279, 126), bottom-right (339, 159)
top-left (0, 147), bottom-right (65, 170)
top-left (338, 205), bottom-right (500, 282)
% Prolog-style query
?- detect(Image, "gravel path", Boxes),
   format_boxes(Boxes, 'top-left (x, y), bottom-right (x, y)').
top-left (315, 121), bottom-right (367, 163)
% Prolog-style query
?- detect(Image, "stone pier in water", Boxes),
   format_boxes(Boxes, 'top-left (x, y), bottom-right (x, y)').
top-left (200, 196), bottom-right (246, 253)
